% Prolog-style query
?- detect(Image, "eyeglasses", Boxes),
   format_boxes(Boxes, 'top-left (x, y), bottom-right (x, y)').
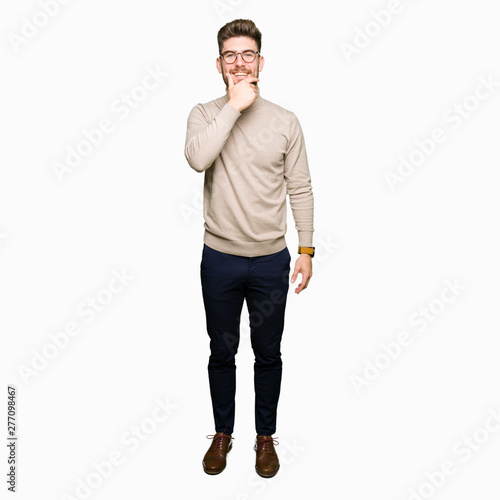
top-left (220, 50), bottom-right (260, 64)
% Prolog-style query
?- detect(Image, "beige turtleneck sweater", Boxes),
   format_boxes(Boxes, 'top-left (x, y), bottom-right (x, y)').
top-left (184, 93), bottom-right (314, 257)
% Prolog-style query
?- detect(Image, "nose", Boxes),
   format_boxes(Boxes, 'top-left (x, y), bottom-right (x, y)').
top-left (234, 53), bottom-right (245, 64)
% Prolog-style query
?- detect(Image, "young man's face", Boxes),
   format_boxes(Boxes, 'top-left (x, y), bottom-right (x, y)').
top-left (216, 36), bottom-right (265, 88)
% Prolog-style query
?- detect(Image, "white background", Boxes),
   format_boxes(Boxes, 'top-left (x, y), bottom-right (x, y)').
top-left (1, 0), bottom-right (500, 499)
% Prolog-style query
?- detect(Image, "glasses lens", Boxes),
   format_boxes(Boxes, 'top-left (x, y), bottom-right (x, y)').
top-left (223, 52), bottom-right (236, 63)
top-left (242, 51), bottom-right (257, 62)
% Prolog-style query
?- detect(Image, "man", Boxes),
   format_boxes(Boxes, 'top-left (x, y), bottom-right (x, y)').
top-left (184, 19), bottom-right (314, 478)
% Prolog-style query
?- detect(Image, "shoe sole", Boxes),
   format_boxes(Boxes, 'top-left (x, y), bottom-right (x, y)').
top-left (255, 464), bottom-right (280, 478)
top-left (203, 442), bottom-right (232, 475)
top-left (203, 468), bottom-right (224, 475)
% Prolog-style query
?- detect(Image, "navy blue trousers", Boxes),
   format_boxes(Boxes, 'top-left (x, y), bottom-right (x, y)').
top-left (200, 243), bottom-right (291, 436)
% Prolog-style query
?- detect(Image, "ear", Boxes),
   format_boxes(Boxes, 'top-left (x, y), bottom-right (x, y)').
top-left (216, 56), bottom-right (222, 74)
top-left (258, 55), bottom-right (265, 72)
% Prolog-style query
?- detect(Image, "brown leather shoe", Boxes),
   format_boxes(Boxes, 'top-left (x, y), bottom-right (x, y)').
top-left (203, 432), bottom-right (233, 475)
top-left (254, 435), bottom-right (280, 478)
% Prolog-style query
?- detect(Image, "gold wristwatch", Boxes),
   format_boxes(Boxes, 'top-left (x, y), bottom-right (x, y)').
top-left (298, 246), bottom-right (315, 257)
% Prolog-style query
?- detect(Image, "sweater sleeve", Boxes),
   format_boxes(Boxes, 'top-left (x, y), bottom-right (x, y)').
top-left (184, 102), bottom-right (241, 172)
top-left (284, 113), bottom-right (314, 247)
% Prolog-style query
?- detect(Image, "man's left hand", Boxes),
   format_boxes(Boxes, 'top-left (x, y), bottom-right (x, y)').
top-left (291, 254), bottom-right (312, 294)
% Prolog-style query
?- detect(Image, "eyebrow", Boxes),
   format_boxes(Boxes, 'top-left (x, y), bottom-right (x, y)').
top-left (221, 49), bottom-right (255, 54)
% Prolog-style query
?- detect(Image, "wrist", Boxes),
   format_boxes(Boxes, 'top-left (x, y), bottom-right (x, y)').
top-left (227, 99), bottom-right (242, 113)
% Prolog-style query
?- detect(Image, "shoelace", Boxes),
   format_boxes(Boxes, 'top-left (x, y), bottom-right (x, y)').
top-left (254, 437), bottom-right (279, 453)
top-left (206, 432), bottom-right (234, 451)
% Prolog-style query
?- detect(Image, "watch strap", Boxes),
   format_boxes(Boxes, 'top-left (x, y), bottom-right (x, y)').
top-left (298, 246), bottom-right (315, 257)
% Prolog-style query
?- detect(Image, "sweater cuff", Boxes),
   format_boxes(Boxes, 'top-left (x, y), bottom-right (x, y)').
top-left (298, 230), bottom-right (314, 248)
top-left (218, 103), bottom-right (241, 126)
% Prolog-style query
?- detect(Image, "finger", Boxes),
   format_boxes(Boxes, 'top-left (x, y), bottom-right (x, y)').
top-left (226, 71), bottom-right (234, 88)
top-left (244, 76), bottom-right (260, 84)
top-left (303, 276), bottom-right (311, 290)
top-left (296, 277), bottom-right (309, 293)
top-left (295, 272), bottom-right (311, 294)
top-left (290, 268), bottom-right (298, 283)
